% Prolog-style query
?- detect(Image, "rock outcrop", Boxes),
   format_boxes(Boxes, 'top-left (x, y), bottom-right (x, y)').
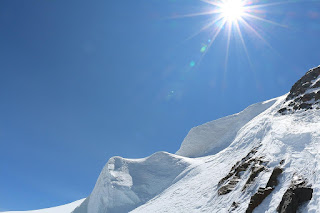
top-left (246, 167), bottom-right (283, 213)
top-left (279, 66), bottom-right (320, 114)
top-left (218, 147), bottom-right (262, 195)
top-left (277, 176), bottom-right (313, 213)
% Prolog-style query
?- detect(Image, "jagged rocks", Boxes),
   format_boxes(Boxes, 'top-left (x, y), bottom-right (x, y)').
top-left (287, 66), bottom-right (320, 100)
top-left (219, 148), bottom-right (258, 185)
top-left (279, 66), bottom-right (320, 114)
top-left (277, 176), bottom-right (313, 213)
top-left (218, 178), bottom-right (240, 195)
top-left (242, 159), bottom-right (266, 191)
top-left (229, 202), bottom-right (239, 211)
top-left (218, 147), bottom-right (262, 195)
top-left (245, 172), bottom-right (313, 213)
top-left (266, 167), bottom-right (283, 188)
top-left (246, 167), bottom-right (283, 213)
top-left (246, 187), bottom-right (273, 213)
top-left (277, 187), bottom-right (313, 213)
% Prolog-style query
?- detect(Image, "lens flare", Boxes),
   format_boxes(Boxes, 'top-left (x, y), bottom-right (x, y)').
top-left (189, 61), bottom-right (196, 67)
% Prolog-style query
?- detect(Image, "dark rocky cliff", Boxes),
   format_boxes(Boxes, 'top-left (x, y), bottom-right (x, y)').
top-left (279, 66), bottom-right (320, 114)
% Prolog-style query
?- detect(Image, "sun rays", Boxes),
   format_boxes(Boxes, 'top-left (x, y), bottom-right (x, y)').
top-left (173, 0), bottom-right (288, 69)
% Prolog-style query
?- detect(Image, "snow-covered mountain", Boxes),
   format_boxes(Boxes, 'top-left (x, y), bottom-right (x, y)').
top-left (5, 66), bottom-right (320, 213)
top-left (2, 199), bottom-right (85, 213)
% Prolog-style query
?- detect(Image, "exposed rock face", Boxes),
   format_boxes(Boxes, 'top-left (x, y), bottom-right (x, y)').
top-left (218, 147), bottom-right (264, 195)
top-left (279, 66), bottom-right (320, 114)
top-left (242, 158), bottom-right (266, 191)
top-left (246, 167), bottom-right (283, 213)
top-left (277, 176), bottom-right (313, 213)
top-left (266, 167), bottom-right (283, 188)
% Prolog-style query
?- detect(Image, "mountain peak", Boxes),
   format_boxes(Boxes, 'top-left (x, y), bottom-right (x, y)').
top-left (279, 65), bottom-right (320, 114)
top-left (6, 66), bottom-right (320, 213)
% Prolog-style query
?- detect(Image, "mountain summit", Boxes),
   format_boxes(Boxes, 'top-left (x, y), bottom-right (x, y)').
top-left (5, 66), bottom-right (320, 213)
top-left (279, 66), bottom-right (320, 114)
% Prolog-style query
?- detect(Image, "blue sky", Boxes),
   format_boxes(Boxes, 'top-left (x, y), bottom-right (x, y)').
top-left (1, 0), bottom-right (320, 211)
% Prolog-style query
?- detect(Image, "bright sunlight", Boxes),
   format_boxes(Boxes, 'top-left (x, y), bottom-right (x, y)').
top-left (174, 0), bottom-right (287, 69)
top-left (219, 0), bottom-right (245, 22)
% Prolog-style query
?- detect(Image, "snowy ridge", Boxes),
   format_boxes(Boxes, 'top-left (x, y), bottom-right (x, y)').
top-left (72, 152), bottom-right (196, 213)
top-left (176, 98), bottom-right (277, 157)
top-left (2, 199), bottom-right (85, 213)
top-left (131, 95), bottom-right (320, 212)
top-left (72, 96), bottom-right (282, 213)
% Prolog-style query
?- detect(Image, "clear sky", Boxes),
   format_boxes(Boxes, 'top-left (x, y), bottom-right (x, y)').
top-left (1, 0), bottom-right (320, 211)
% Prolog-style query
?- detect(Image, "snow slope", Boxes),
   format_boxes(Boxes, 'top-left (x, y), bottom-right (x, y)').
top-left (74, 65), bottom-right (320, 213)
top-left (132, 95), bottom-right (320, 212)
top-left (73, 152), bottom-right (197, 213)
top-left (2, 199), bottom-right (85, 213)
top-left (72, 95), bottom-right (289, 213)
top-left (176, 98), bottom-right (278, 157)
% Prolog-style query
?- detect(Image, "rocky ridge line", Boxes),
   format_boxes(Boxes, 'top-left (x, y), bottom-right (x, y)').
top-left (279, 66), bottom-right (320, 114)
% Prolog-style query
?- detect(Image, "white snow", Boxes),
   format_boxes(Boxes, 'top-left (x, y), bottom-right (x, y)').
top-left (2, 199), bottom-right (85, 213)
top-left (130, 95), bottom-right (320, 213)
top-left (72, 152), bottom-right (197, 213)
top-left (176, 98), bottom-right (277, 157)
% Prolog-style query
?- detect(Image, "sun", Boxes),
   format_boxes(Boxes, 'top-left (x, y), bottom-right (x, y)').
top-left (219, 0), bottom-right (246, 23)
top-left (172, 0), bottom-right (287, 69)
